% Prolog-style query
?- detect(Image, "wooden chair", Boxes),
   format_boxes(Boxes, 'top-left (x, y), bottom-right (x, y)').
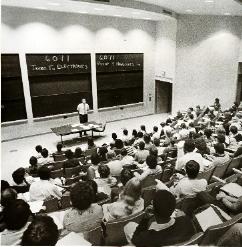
top-left (104, 211), bottom-right (144, 246)
top-left (141, 172), bottom-right (162, 189)
top-left (65, 166), bottom-right (82, 178)
top-left (199, 213), bottom-right (242, 245)
top-left (51, 169), bottom-right (63, 179)
top-left (210, 160), bottom-right (231, 182)
top-left (83, 226), bottom-right (103, 246)
top-left (174, 232), bottom-right (204, 246)
top-left (141, 187), bottom-right (156, 208)
top-left (225, 156), bottom-right (242, 176)
top-left (43, 198), bottom-right (60, 213)
top-left (197, 166), bottom-right (215, 183)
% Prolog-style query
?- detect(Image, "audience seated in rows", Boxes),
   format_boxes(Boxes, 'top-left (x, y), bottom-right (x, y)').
top-left (134, 141), bottom-right (149, 164)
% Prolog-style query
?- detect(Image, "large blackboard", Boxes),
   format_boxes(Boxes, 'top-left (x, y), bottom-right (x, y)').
top-left (1, 54), bottom-right (27, 122)
top-left (26, 54), bottom-right (92, 118)
top-left (96, 53), bottom-right (143, 108)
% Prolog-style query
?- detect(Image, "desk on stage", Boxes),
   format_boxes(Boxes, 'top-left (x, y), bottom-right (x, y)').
top-left (51, 121), bottom-right (103, 144)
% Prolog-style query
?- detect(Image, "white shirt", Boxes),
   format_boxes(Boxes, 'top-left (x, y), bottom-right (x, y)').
top-left (77, 103), bottom-right (89, 115)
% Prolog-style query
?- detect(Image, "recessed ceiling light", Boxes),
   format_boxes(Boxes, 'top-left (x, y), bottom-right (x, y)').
top-left (204, 0), bottom-right (214, 3)
top-left (186, 9), bottom-right (193, 13)
top-left (224, 12), bottom-right (231, 15)
top-left (94, 8), bottom-right (104, 11)
top-left (144, 17), bottom-right (151, 20)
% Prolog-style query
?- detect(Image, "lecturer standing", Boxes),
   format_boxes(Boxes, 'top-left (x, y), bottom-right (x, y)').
top-left (77, 98), bottom-right (89, 136)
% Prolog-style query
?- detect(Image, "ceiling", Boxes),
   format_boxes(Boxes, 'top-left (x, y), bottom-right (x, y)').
top-left (137, 0), bottom-right (242, 16)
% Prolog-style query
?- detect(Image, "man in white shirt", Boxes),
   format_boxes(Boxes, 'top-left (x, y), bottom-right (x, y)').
top-left (77, 98), bottom-right (90, 136)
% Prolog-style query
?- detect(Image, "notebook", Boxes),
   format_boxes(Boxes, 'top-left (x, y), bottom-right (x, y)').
top-left (220, 183), bottom-right (242, 198)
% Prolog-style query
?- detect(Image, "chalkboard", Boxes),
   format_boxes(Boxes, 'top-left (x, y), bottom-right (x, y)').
top-left (26, 54), bottom-right (91, 76)
top-left (1, 54), bottom-right (27, 122)
top-left (26, 54), bottom-right (92, 118)
top-left (96, 53), bottom-right (143, 108)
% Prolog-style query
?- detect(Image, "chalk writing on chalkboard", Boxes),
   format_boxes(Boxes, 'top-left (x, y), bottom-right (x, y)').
top-left (26, 54), bottom-right (91, 76)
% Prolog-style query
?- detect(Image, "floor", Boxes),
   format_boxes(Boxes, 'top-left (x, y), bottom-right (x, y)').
top-left (1, 113), bottom-right (169, 183)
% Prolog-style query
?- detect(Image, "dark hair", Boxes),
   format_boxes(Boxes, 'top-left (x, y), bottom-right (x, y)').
top-left (121, 148), bottom-right (128, 156)
top-left (1, 188), bottom-right (17, 207)
top-left (195, 138), bottom-right (208, 155)
top-left (91, 154), bottom-right (100, 166)
top-left (204, 128), bottom-right (213, 139)
top-left (184, 139), bottom-right (195, 153)
top-left (74, 147), bottom-right (83, 158)
top-left (140, 125), bottom-right (146, 131)
top-left (185, 160), bottom-right (200, 179)
top-left (120, 168), bottom-right (133, 186)
top-left (12, 168), bottom-right (26, 185)
top-left (56, 143), bottom-right (63, 152)
top-left (35, 145), bottom-right (42, 153)
top-left (87, 137), bottom-right (95, 148)
top-left (217, 134), bottom-right (225, 144)
top-left (21, 216), bottom-right (59, 246)
top-left (181, 123), bottom-right (187, 129)
top-left (123, 129), bottom-right (128, 136)
top-left (115, 139), bottom-right (124, 149)
top-left (98, 165), bottom-right (110, 178)
top-left (137, 131), bottom-right (143, 138)
top-left (149, 147), bottom-right (158, 157)
top-left (132, 129), bottom-right (138, 138)
top-left (112, 133), bottom-right (118, 140)
top-left (146, 155), bottom-right (157, 169)
top-left (1, 180), bottom-right (10, 193)
top-left (214, 143), bottom-right (225, 154)
top-left (153, 126), bottom-right (158, 132)
top-left (139, 141), bottom-right (145, 150)
top-left (153, 138), bottom-right (160, 147)
top-left (230, 125), bottom-right (238, 135)
top-left (144, 134), bottom-right (151, 144)
top-left (3, 199), bottom-right (31, 230)
top-left (29, 156), bottom-right (38, 166)
top-left (98, 146), bottom-right (108, 160)
top-left (65, 149), bottom-right (74, 160)
top-left (70, 182), bottom-right (95, 210)
top-left (153, 190), bottom-right (176, 219)
top-left (41, 148), bottom-right (49, 158)
top-left (87, 180), bottom-right (98, 195)
top-left (38, 166), bottom-right (51, 180)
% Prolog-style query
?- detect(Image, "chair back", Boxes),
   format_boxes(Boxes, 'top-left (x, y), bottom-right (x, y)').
top-left (53, 154), bottom-right (66, 162)
top-left (211, 160), bottom-right (231, 182)
top-left (141, 187), bottom-right (156, 208)
top-left (83, 226), bottom-right (103, 246)
top-left (104, 211), bottom-right (144, 246)
top-left (141, 172), bottom-right (162, 189)
top-left (225, 156), bottom-right (242, 176)
top-left (161, 166), bottom-right (174, 183)
top-left (52, 161), bottom-right (64, 171)
top-left (174, 232), bottom-right (204, 246)
top-left (65, 166), bottom-right (82, 178)
top-left (65, 175), bottom-right (82, 186)
top-left (60, 193), bottom-right (71, 209)
top-left (200, 213), bottom-right (242, 245)
top-left (43, 197), bottom-right (59, 213)
top-left (85, 148), bottom-right (97, 157)
top-left (51, 169), bottom-right (63, 179)
top-left (197, 166), bottom-right (215, 183)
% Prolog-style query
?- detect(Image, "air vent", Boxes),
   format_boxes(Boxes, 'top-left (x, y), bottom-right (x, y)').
top-left (162, 9), bottom-right (173, 16)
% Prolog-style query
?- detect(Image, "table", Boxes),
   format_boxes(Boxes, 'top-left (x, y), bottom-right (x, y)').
top-left (51, 121), bottom-right (103, 145)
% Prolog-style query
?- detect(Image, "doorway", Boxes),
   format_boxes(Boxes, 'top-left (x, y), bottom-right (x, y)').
top-left (155, 80), bottom-right (172, 114)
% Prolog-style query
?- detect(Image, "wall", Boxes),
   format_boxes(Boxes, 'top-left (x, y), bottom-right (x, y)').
top-left (239, 32), bottom-right (242, 62)
top-left (173, 15), bottom-right (242, 113)
top-left (2, 6), bottom-right (171, 124)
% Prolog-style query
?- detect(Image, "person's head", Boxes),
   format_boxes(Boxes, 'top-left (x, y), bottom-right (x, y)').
top-left (74, 147), bottom-right (83, 158)
top-left (87, 137), bottom-right (95, 147)
top-left (56, 143), bottom-right (63, 152)
top-left (140, 125), bottom-right (146, 132)
top-left (82, 98), bottom-right (86, 104)
top-left (183, 139), bottom-right (195, 153)
top-left (123, 129), bottom-right (128, 136)
top-left (29, 156), bottom-right (38, 167)
top-left (21, 216), bottom-right (59, 246)
top-left (181, 123), bottom-right (187, 129)
top-left (153, 190), bottom-right (176, 222)
top-left (115, 139), bottom-right (124, 149)
top-left (98, 165), bottom-right (110, 179)
top-left (122, 177), bottom-right (142, 205)
top-left (12, 168), bottom-right (26, 185)
top-left (111, 133), bottom-right (118, 140)
top-left (65, 149), bottom-right (74, 160)
top-left (166, 118), bottom-right (172, 125)
top-left (41, 148), bottom-right (49, 158)
top-left (132, 129), bottom-right (138, 138)
top-left (106, 150), bottom-right (116, 161)
top-left (143, 134), bottom-right (151, 144)
top-left (70, 181), bottom-right (95, 210)
top-left (38, 166), bottom-right (51, 180)
top-left (188, 113), bottom-right (194, 120)
top-left (3, 199), bottom-right (31, 230)
top-left (86, 180), bottom-right (98, 195)
top-left (153, 126), bottom-right (158, 133)
top-left (90, 153), bottom-right (100, 166)
top-left (194, 138), bottom-right (208, 155)
top-left (1, 180), bottom-right (10, 193)
top-left (204, 128), bottom-right (213, 139)
top-left (139, 141), bottom-right (145, 150)
top-left (35, 145), bottom-right (42, 154)
top-left (185, 160), bottom-right (200, 179)
top-left (137, 131), bottom-right (143, 139)
top-left (160, 122), bottom-right (165, 128)
top-left (217, 134), bottom-right (226, 144)
top-left (1, 188), bottom-right (17, 207)
top-left (98, 146), bottom-right (108, 157)
top-left (121, 148), bottom-right (128, 157)
top-left (153, 138), bottom-right (160, 147)
top-left (215, 98), bottom-right (220, 103)
top-left (189, 122), bottom-right (195, 128)
top-left (146, 155), bottom-right (157, 169)
top-left (196, 105), bottom-right (201, 110)
top-left (214, 143), bottom-right (225, 155)
top-left (230, 125), bottom-right (238, 135)
top-left (149, 147), bottom-right (158, 157)
top-left (120, 168), bottom-right (134, 186)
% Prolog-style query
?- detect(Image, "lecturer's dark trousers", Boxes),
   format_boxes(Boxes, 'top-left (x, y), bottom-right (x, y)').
top-left (79, 114), bottom-right (88, 136)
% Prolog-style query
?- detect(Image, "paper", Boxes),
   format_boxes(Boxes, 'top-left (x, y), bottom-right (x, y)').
top-left (220, 183), bottom-right (242, 198)
top-left (71, 128), bottom-right (79, 132)
top-left (28, 200), bottom-right (44, 213)
top-left (212, 204), bottom-right (231, 221)
top-left (195, 206), bottom-right (223, 232)
top-left (48, 210), bottom-right (67, 230)
top-left (57, 232), bottom-right (91, 246)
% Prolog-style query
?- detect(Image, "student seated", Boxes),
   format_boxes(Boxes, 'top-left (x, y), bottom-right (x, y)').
top-left (106, 151), bottom-right (123, 177)
top-left (87, 154), bottom-right (101, 180)
top-left (179, 123), bottom-right (190, 140)
top-left (120, 148), bottom-right (134, 166)
top-left (124, 189), bottom-right (195, 246)
top-left (114, 139), bottom-right (124, 154)
top-left (170, 160), bottom-right (207, 198)
top-left (133, 131), bottom-right (144, 147)
top-left (87, 137), bottom-right (97, 151)
top-left (194, 137), bottom-right (210, 156)
top-left (134, 141), bottom-right (149, 164)
top-left (63, 181), bottom-right (103, 233)
top-left (203, 128), bottom-right (214, 147)
top-left (1, 199), bottom-right (31, 245)
top-left (63, 149), bottom-right (80, 174)
top-left (122, 129), bottom-right (130, 144)
top-left (98, 146), bottom-right (108, 162)
top-left (151, 126), bottom-right (160, 141)
top-left (144, 134), bottom-right (153, 151)
top-left (163, 138), bottom-right (177, 159)
top-left (87, 180), bottom-right (109, 203)
top-left (140, 125), bottom-right (147, 135)
top-left (52, 143), bottom-right (65, 158)
top-left (35, 145), bottom-right (43, 159)
top-left (21, 215), bottom-right (59, 246)
top-left (12, 168), bottom-right (34, 193)
top-left (129, 129), bottom-right (138, 145)
top-left (29, 166), bottom-right (62, 201)
top-left (230, 125), bottom-right (242, 142)
top-left (102, 177), bottom-right (144, 222)
top-left (213, 98), bottom-right (221, 111)
top-left (27, 156), bottom-right (38, 176)
top-left (38, 148), bottom-right (53, 165)
top-left (210, 143), bottom-right (230, 167)
top-left (110, 133), bottom-right (118, 146)
top-left (74, 147), bottom-right (84, 158)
